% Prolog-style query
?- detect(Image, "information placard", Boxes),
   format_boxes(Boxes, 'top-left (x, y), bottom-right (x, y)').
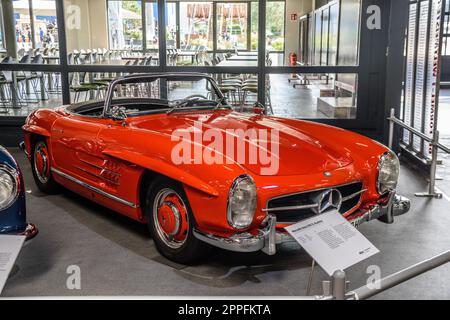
top-left (0, 235), bottom-right (25, 294)
top-left (285, 211), bottom-right (379, 276)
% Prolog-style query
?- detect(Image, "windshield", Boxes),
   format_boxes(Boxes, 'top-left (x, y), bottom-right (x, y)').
top-left (107, 75), bottom-right (227, 116)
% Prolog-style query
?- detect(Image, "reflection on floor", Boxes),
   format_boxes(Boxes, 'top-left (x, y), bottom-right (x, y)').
top-left (0, 92), bottom-right (62, 117)
top-left (3, 148), bottom-right (450, 299)
top-left (269, 74), bottom-right (327, 119)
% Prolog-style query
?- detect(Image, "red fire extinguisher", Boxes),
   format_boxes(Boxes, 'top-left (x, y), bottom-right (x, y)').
top-left (289, 52), bottom-right (297, 66)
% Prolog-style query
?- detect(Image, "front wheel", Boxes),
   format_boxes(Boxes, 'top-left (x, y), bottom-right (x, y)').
top-left (31, 139), bottom-right (59, 194)
top-left (145, 177), bottom-right (210, 264)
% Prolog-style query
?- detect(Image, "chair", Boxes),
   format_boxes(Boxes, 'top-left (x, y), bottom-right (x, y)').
top-left (0, 69), bottom-right (25, 111)
top-left (16, 55), bottom-right (41, 103)
top-left (69, 72), bottom-right (107, 102)
top-left (31, 54), bottom-right (50, 99)
top-left (17, 48), bottom-right (25, 59)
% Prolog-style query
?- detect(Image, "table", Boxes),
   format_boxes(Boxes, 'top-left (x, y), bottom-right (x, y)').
top-left (227, 55), bottom-right (258, 61)
top-left (236, 51), bottom-right (258, 56)
top-left (175, 50), bottom-right (198, 64)
top-left (95, 59), bottom-right (129, 65)
top-left (42, 56), bottom-right (59, 64)
top-left (122, 55), bottom-right (151, 59)
top-left (216, 60), bottom-right (258, 67)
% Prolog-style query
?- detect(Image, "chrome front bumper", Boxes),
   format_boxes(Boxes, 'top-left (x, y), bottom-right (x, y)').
top-left (193, 192), bottom-right (410, 255)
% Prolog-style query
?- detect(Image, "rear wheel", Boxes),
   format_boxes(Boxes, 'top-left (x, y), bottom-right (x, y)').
top-left (145, 177), bottom-right (210, 264)
top-left (31, 138), bottom-right (59, 194)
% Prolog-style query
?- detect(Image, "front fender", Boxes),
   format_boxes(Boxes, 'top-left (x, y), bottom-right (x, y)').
top-left (102, 148), bottom-right (220, 197)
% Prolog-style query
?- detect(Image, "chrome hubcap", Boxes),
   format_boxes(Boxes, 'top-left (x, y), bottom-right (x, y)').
top-left (34, 142), bottom-right (50, 184)
top-left (153, 188), bottom-right (189, 249)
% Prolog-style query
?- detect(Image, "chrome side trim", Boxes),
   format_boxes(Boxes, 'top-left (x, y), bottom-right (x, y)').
top-left (51, 168), bottom-right (139, 208)
top-left (78, 158), bottom-right (122, 177)
top-left (74, 166), bottom-right (120, 186)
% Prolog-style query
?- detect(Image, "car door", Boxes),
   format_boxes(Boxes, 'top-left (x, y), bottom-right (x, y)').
top-left (51, 114), bottom-right (142, 219)
top-left (50, 114), bottom-right (109, 188)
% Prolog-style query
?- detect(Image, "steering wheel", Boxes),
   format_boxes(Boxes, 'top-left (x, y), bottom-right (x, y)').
top-left (185, 94), bottom-right (208, 100)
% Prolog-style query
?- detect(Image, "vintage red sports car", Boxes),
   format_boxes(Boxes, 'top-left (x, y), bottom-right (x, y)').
top-left (21, 73), bottom-right (410, 264)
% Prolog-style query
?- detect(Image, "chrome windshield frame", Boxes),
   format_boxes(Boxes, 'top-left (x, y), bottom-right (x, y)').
top-left (102, 72), bottom-right (225, 118)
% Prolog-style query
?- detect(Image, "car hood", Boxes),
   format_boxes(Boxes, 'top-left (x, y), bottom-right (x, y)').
top-left (130, 111), bottom-right (353, 176)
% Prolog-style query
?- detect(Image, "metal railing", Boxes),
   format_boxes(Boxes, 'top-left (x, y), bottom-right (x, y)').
top-left (387, 108), bottom-right (450, 199)
top-left (288, 250), bottom-right (450, 300)
top-left (310, 250), bottom-right (450, 300)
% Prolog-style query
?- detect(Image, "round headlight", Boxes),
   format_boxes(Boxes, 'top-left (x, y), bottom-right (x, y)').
top-left (0, 165), bottom-right (19, 210)
top-left (377, 151), bottom-right (400, 194)
top-left (227, 175), bottom-right (257, 230)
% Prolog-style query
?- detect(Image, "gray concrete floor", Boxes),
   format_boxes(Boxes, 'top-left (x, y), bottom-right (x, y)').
top-left (2, 147), bottom-right (450, 299)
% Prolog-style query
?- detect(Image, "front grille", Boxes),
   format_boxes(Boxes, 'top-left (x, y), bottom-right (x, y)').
top-left (266, 182), bottom-right (364, 223)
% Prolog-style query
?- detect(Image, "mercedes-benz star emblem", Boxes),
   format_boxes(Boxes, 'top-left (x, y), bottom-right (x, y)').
top-left (317, 189), bottom-right (342, 214)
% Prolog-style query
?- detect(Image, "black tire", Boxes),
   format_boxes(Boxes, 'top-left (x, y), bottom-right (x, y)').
top-left (30, 137), bottom-right (60, 194)
top-left (145, 177), bottom-right (211, 264)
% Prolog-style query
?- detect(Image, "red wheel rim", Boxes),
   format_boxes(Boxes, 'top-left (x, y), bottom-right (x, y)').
top-left (153, 189), bottom-right (189, 249)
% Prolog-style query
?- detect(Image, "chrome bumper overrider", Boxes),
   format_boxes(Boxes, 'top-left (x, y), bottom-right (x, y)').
top-left (193, 192), bottom-right (410, 255)
top-left (19, 141), bottom-right (28, 157)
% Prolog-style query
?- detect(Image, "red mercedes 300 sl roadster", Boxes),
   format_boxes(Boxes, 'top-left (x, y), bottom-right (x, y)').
top-left (21, 73), bottom-right (410, 263)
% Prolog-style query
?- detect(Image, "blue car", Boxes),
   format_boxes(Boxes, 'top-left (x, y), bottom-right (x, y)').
top-left (0, 145), bottom-right (37, 239)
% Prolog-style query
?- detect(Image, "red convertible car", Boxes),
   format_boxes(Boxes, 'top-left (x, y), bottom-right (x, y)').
top-left (21, 73), bottom-right (410, 263)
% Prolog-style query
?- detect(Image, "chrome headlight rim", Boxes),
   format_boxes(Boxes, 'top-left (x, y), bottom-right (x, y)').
top-left (227, 174), bottom-right (257, 230)
top-left (0, 163), bottom-right (21, 211)
top-left (377, 151), bottom-right (400, 195)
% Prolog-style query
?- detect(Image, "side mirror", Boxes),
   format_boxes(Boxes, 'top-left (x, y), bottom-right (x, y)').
top-left (252, 102), bottom-right (266, 115)
top-left (110, 106), bottom-right (128, 121)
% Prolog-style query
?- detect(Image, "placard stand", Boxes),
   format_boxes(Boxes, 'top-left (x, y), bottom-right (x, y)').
top-left (306, 259), bottom-right (316, 295)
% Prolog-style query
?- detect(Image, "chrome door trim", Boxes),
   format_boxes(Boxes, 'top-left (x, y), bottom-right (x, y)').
top-left (51, 167), bottom-right (139, 208)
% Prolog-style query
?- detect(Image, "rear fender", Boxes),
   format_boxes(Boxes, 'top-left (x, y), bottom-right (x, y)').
top-left (22, 109), bottom-right (61, 158)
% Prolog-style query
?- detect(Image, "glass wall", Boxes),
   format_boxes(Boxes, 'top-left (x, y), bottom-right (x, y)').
top-left (280, 0), bottom-right (360, 66)
top-left (145, 1), bottom-right (158, 51)
top-left (32, 0), bottom-right (58, 49)
top-left (268, 73), bottom-right (358, 119)
top-left (0, 0), bottom-right (364, 120)
top-left (265, 1), bottom-right (284, 51)
top-left (4, 0), bottom-right (59, 59)
top-left (0, 5), bottom-right (4, 51)
top-left (108, 0), bottom-right (143, 50)
top-left (180, 2), bottom-right (213, 50)
top-left (65, 0), bottom-right (159, 66)
top-left (166, 1), bottom-right (259, 66)
top-left (0, 70), bottom-right (62, 116)
top-left (216, 3), bottom-right (248, 50)
top-left (13, 0), bottom-right (32, 51)
top-left (337, 0), bottom-right (360, 65)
